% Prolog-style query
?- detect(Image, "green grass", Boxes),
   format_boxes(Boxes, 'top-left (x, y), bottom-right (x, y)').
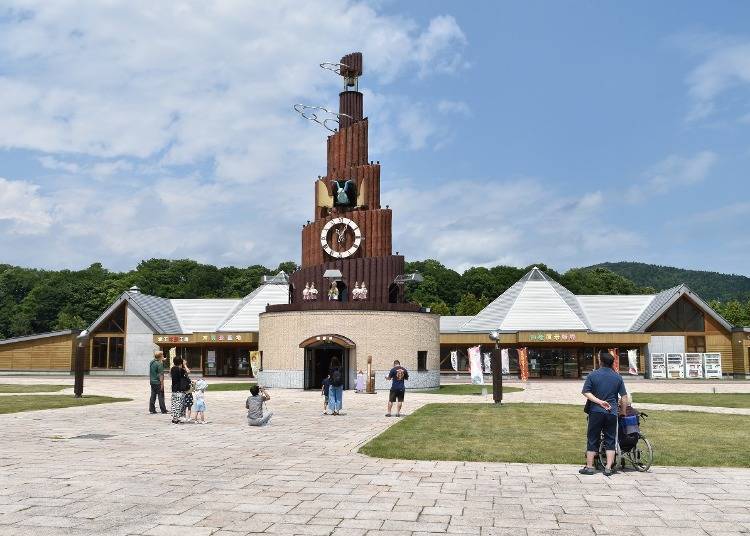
top-left (0, 384), bottom-right (71, 393)
top-left (0, 395), bottom-right (131, 415)
top-left (207, 382), bottom-right (257, 391)
top-left (359, 403), bottom-right (750, 468)
top-left (417, 385), bottom-right (524, 395)
top-left (632, 392), bottom-right (750, 409)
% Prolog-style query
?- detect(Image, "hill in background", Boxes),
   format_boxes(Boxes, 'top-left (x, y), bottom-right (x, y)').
top-left (587, 262), bottom-right (750, 302)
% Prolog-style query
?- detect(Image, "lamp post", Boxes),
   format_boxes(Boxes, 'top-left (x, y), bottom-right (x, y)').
top-left (489, 330), bottom-right (503, 404)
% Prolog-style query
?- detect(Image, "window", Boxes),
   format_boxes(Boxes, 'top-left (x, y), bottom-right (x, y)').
top-left (92, 337), bottom-right (108, 368)
top-left (91, 336), bottom-right (125, 369)
top-left (647, 298), bottom-right (705, 332)
top-left (687, 336), bottom-right (706, 353)
top-left (418, 351), bottom-right (427, 371)
top-left (102, 305), bottom-right (126, 333)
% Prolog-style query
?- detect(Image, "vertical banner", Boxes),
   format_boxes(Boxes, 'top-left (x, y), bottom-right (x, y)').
top-left (249, 350), bottom-right (260, 378)
top-left (518, 347), bottom-right (529, 381)
top-left (627, 349), bottom-right (638, 375)
top-left (482, 352), bottom-right (492, 373)
top-left (500, 348), bottom-right (510, 374)
top-left (450, 350), bottom-right (458, 372)
top-left (608, 348), bottom-right (619, 373)
top-left (468, 346), bottom-right (484, 385)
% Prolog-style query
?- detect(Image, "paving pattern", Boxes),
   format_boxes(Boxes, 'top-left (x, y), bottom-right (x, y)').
top-left (1, 377), bottom-right (749, 536)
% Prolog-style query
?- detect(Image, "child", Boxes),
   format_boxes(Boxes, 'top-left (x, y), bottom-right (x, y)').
top-left (321, 374), bottom-right (331, 415)
top-left (193, 379), bottom-right (207, 424)
top-left (355, 369), bottom-right (365, 393)
top-left (183, 379), bottom-right (195, 422)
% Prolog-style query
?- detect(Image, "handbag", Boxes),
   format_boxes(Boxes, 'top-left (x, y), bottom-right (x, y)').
top-left (583, 399), bottom-right (591, 414)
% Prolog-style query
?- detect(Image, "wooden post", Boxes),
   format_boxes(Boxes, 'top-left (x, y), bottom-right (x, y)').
top-left (74, 333), bottom-right (87, 398)
top-left (491, 347), bottom-right (503, 404)
top-left (366, 354), bottom-right (376, 393)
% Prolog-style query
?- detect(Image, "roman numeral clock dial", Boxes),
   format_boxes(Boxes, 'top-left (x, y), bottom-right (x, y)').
top-left (320, 217), bottom-right (362, 259)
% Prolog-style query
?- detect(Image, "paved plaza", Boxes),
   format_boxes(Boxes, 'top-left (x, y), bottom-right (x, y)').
top-left (1, 377), bottom-right (750, 536)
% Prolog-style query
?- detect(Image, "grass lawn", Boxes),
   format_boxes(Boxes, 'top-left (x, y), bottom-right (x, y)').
top-left (418, 385), bottom-right (524, 395)
top-left (0, 395), bottom-right (131, 415)
top-left (632, 392), bottom-right (750, 409)
top-left (208, 382), bottom-right (257, 391)
top-left (360, 403), bottom-right (750, 467)
top-left (0, 384), bottom-right (71, 393)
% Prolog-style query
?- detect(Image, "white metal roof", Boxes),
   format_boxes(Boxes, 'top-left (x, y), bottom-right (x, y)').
top-left (170, 299), bottom-right (242, 333)
top-left (439, 316), bottom-right (474, 333)
top-left (217, 283), bottom-right (290, 332)
top-left (500, 280), bottom-right (588, 331)
top-left (577, 295), bottom-right (653, 332)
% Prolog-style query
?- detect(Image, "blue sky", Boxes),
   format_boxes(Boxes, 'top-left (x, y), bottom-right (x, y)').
top-left (0, 1), bottom-right (748, 275)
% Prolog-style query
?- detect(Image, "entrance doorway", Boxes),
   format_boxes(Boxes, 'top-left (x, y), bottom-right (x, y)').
top-left (528, 348), bottom-right (580, 378)
top-left (304, 343), bottom-right (350, 390)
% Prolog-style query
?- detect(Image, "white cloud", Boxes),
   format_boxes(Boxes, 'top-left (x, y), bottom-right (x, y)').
top-left (626, 151), bottom-right (717, 203)
top-left (0, 1), bottom-right (468, 269)
top-left (683, 38), bottom-right (750, 121)
top-left (387, 178), bottom-right (644, 271)
top-left (0, 177), bottom-right (52, 234)
top-left (437, 100), bottom-right (471, 116)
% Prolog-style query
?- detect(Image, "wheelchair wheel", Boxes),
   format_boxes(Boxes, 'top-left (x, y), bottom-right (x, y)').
top-left (628, 436), bottom-right (653, 472)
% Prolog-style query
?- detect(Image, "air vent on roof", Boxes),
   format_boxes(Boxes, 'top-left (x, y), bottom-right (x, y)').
top-left (528, 268), bottom-right (545, 281)
top-left (129, 285), bottom-right (141, 293)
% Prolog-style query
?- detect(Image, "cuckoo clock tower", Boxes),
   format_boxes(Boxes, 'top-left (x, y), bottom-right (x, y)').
top-left (259, 52), bottom-right (439, 391)
top-left (290, 52), bottom-right (407, 305)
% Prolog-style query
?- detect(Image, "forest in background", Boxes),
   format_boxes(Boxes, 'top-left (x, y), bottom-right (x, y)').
top-left (1, 258), bottom-right (749, 340)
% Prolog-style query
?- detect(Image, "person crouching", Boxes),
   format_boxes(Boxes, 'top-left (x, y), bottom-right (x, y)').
top-left (246, 385), bottom-right (272, 426)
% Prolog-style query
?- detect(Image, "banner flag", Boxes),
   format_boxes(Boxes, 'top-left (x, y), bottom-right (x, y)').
top-left (608, 348), bottom-right (620, 374)
top-left (468, 346), bottom-right (484, 385)
top-left (249, 351), bottom-right (260, 377)
top-left (518, 347), bottom-right (529, 381)
top-left (450, 350), bottom-right (458, 372)
top-left (501, 348), bottom-right (510, 374)
top-left (627, 349), bottom-right (638, 375)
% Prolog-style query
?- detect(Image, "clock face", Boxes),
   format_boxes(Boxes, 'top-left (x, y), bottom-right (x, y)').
top-left (320, 217), bottom-right (362, 258)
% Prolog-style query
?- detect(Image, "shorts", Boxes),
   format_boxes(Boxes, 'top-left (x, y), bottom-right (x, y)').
top-left (586, 412), bottom-right (617, 452)
top-left (195, 399), bottom-right (206, 412)
top-left (184, 393), bottom-right (193, 408)
top-left (389, 389), bottom-right (405, 403)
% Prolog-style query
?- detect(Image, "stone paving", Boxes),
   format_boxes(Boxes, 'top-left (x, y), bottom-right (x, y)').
top-left (1, 377), bottom-right (749, 536)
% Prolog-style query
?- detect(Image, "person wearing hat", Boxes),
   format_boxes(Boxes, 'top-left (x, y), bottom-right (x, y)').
top-left (193, 379), bottom-right (208, 424)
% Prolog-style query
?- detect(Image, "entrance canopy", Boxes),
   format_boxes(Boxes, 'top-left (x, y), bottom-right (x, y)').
top-left (299, 334), bottom-right (355, 349)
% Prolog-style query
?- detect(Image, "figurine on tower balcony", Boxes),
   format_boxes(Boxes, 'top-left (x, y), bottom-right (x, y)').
top-left (328, 282), bottom-right (339, 301)
top-left (302, 283), bottom-right (310, 301)
top-left (352, 282), bottom-right (361, 300)
top-left (360, 283), bottom-right (368, 300)
top-left (309, 283), bottom-right (318, 300)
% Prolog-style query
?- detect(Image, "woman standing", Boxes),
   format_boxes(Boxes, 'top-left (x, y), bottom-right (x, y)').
top-left (170, 356), bottom-right (189, 424)
top-left (327, 357), bottom-right (344, 416)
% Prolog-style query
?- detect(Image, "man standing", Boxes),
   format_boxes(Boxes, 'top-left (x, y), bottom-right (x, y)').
top-left (148, 351), bottom-right (168, 414)
top-left (385, 359), bottom-right (409, 417)
top-left (580, 351), bottom-right (629, 476)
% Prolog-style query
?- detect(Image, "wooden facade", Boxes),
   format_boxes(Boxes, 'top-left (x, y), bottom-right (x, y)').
top-left (0, 331), bottom-right (77, 372)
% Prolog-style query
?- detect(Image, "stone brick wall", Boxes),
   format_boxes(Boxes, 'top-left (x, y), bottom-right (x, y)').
top-left (258, 310), bottom-right (440, 388)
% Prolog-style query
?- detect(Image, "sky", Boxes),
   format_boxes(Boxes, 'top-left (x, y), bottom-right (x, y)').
top-left (0, 1), bottom-right (748, 276)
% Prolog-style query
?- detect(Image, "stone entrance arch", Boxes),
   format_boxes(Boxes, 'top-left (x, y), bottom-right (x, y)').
top-left (300, 334), bottom-right (355, 390)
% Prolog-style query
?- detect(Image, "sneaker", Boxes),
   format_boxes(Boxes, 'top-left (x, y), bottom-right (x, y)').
top-left (160, 411), bottom-right (168, 414)
top-left (149, 411), bottom-right (157, 414)
top-left (603, 467), bottom-right (614, 477)
top-left (578, 466), bottom-right (596, 475)
top-left (395, 413), bottom-right (400, 417)
top-left (385, 413), bottom-right (391, 417)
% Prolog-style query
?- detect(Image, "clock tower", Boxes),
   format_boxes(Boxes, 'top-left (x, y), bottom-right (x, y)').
top-left (290, 52), bottom-right (408, 305)
top-left (259, 52), bottom-right (439, 391)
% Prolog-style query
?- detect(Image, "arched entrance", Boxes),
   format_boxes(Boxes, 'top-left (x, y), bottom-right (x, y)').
top-left (300, 334), bottom-right (355, 390)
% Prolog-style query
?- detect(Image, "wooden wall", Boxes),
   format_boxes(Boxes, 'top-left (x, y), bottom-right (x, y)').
top-left (0, 334), bottom-right (75, 371)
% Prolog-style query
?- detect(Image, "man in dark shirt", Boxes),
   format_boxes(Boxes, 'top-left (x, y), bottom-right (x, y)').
top-left (580, 352), bottom-right (629, 476)
top-left (385, 360), bottom-right (409, 417)
top-left (148, 351), bottom-right (167, 414)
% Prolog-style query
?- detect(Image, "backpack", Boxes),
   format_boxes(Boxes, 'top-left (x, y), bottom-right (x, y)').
top-left (330, 368), bottom-right (343, 387)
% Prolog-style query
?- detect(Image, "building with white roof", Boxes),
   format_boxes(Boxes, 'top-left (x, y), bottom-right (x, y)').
top-left (439, 267), bottom-right (747, 379)
top-left (81, 274), bottom-right (290, 376)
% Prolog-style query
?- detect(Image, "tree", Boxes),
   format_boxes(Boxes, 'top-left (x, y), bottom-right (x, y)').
top-left (427, 300), bottom-right (451, 316)
top-left (53, 311), bottom-right (87, 331)
top-left (455, 293), bottom-right (490, 316)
